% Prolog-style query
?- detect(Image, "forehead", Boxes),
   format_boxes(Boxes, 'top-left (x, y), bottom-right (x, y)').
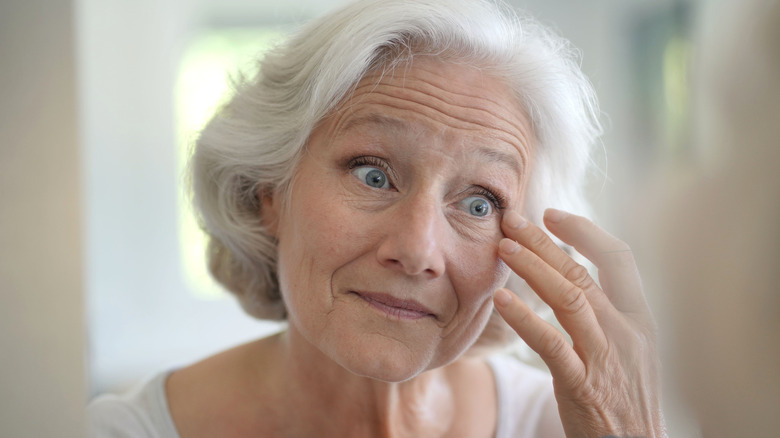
top-left (323, 56), bottom-right (534, 167)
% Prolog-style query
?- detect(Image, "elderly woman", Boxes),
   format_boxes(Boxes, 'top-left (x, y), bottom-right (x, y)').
top-left (89, 0), bottom-right (664, 437)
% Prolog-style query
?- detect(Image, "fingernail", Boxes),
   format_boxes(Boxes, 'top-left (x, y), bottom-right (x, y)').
top-left (494, 289), bottom-right (513, 307)
top-left (504, 211), bottom-right (528, 229)
top-left (545, 208), bottom-right (569, 223)
top-left (499, 238), bottom-right (521, 254)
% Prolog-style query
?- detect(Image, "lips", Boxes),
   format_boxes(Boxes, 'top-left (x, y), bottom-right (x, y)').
top-left (353, 291), bottom-right (436, 320)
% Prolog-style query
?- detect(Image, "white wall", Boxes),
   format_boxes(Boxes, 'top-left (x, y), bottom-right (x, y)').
top-left (0, 1), bottom-right (86, 436)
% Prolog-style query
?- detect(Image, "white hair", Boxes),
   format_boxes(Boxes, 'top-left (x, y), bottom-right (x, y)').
top-left (190, 0), bottom-right (602, 332)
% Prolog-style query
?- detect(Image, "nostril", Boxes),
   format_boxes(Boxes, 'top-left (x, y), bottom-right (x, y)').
top-left (382, 258), bottom-right (404, 271)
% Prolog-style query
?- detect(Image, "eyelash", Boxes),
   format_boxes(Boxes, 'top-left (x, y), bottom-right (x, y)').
top-left (346, 155), bottom-right (508, 211)
top-left (347, 155), bottom-right (390, 171)
top-left (472, 186), bottom-right (507, 212)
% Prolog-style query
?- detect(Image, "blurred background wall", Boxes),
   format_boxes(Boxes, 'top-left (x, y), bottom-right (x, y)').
top-left (1, 0), bottom-right (728, 436)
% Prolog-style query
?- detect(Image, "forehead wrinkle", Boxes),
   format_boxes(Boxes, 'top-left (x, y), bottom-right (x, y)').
top-left (335, 113), bottom-right (409, 139)
top-left (354, 81), bottom-right (532, 156)
top-left (358, 67), bottom-right (530, 140)
top-left (352, 79), bottom-right (522, 134)
top-left (366, 60), bottom-right (498, 106)
top-left (399, 62), bottom-right (510, 111)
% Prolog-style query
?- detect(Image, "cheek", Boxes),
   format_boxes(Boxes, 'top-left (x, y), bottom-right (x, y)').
top-left (454, 231), bottom-right (509, 294)
top-left (440, 241), bottom-right (508, 342)
top-left (275, 187), bottom-right (371, 313)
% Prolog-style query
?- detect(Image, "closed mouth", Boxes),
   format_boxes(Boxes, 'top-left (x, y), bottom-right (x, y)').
top-left (352, 291), bottom-right (436, 320)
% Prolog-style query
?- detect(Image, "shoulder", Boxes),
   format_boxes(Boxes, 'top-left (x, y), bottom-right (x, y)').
top-left (486, 353), bottom-right (565, 438)
top-left (165, 336), bottom-right (283, 436)
top-left (87, 372), bottom-right (180, 438)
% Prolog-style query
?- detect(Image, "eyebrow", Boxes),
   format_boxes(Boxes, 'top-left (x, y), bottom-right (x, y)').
top-left (473, 147), bottom-right (522, 175)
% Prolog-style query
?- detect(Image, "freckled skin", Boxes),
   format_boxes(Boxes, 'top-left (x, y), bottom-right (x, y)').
top-left (266, 56), bottom-right (535, 382)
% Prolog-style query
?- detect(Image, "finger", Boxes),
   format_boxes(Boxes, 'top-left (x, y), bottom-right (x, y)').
top-left (498, 237), bottom-right (607, 356)
top-left (493, 289), bottom-right (585, 385)
top-left (503, 210), bottom-right (617, 323)
top-left (543, 208), bottom-right (648, 315)
top-left (502, 210), bottom-right (599, 293)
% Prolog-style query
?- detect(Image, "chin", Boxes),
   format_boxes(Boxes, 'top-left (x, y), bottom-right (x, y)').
top-left (323, 332), bottom-right (442, 383)
top-left (294, 298), bottom-right (488, 382)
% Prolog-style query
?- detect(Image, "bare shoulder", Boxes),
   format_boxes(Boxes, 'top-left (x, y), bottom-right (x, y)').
top-left (166, 333), bottom-right (284, 438)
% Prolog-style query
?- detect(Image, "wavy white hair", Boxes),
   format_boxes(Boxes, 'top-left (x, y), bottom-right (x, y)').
top-left (190, 0), bottom-right (602, 346)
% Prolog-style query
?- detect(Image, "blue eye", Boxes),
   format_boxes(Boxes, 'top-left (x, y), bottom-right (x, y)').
top-left (462, 196), bottom-right (492, 217)
top-left (352, 167), bottom-right (390, 189)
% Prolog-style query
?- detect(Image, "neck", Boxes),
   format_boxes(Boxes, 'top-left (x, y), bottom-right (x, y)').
top-left (264, 327), bottom-right (456, 438)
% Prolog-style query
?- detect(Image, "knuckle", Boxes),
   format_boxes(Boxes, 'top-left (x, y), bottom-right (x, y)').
top-left (563, 262), bottom-right (591, 286)
top-left (539, 328), bottom-right (568, 360)
top-left (558, 284), bottom-right (589, 316)
top-left (568, 377), bottom-right (600, 403)
top-left (526, 228), bottom-right (551, 249)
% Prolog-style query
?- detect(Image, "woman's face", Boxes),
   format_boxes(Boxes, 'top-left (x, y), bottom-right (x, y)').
top-left (267, 57), bottom-right (534, 382)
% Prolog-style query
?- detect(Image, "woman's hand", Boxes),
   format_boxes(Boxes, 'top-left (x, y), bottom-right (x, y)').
top-left (493, 208), bottom-right (666, 438)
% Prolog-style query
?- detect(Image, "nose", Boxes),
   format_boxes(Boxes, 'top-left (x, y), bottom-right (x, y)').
top-left (376, 194), bottom-right (446, 278)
